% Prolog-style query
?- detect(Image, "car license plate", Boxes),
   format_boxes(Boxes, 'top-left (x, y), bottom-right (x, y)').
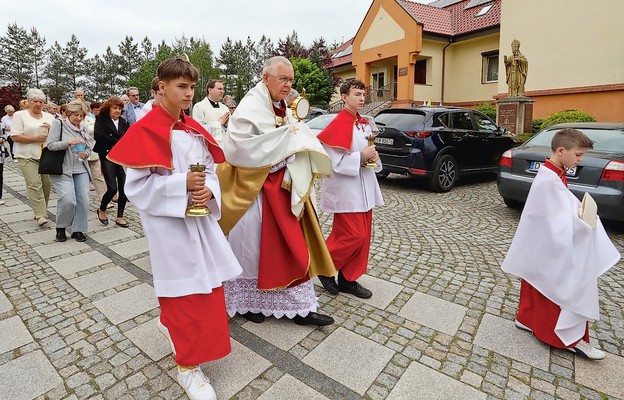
top-left (529, 161), bottom-right (577, 176)
top-left (375, 137), bottom-right (394, 145)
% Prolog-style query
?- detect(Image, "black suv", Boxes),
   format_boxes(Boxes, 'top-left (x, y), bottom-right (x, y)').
top-left (374, 106), bottom-right (522, 191)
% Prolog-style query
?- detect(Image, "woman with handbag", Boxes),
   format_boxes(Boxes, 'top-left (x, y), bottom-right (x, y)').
top-left (10, 89), bottom-right (55, 226)
top-left (94, 96), bottom-right (130, 227)
top-left (45, 100), bottom-right (92, 242)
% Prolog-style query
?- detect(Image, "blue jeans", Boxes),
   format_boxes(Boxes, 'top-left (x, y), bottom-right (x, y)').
top-left (50, 172), bottom-right (90, 232)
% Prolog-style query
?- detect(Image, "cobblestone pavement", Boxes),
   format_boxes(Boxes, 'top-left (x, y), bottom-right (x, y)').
top-left (1, 161), bottom-right (623, 400)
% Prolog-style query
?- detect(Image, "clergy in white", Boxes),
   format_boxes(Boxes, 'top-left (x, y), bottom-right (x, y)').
top-left (192, 79), bottom-right (230, 143)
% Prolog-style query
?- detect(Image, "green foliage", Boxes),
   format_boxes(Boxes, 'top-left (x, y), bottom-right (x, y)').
top-left (541, 109), bottom-right (596, 130)
top-left (290, 57), bottom-right (334, 107)
top-left (531, 118), bottom-right (543, 134)
top-left (474, 103), bottom-right (496, 120)
top-left (517, 133), bottom-right (533, 142)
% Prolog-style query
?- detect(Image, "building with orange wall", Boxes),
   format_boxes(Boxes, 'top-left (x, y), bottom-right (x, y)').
top-left (329, 0), bottom-right (624, 122)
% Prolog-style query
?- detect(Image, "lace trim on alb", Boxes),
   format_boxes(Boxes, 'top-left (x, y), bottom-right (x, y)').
top-left (224, 278), bottom-right (318, 319)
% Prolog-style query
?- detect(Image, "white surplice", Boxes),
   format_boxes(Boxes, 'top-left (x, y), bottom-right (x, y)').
top-left (124, 129), bottom-right (242, 297)
top-left (501, 166), bottom-right (620, 345)
top-left (192, 97), bottom-right (230, 143)
top-left (320, 122), bottom-right (384, 213)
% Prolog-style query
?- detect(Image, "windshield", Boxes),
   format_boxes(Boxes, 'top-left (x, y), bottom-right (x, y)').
top-left (306, 114), bottom-right (336, 130)
top-left (374, 111), bottom-right (427, 132)
top-left (528, 128), bottom-right (624, 152)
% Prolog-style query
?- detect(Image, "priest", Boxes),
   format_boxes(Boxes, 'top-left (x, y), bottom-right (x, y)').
top-left (192, 79), bottom-right (230, 143)
top-left (217, 56), bottom-right (336, 326)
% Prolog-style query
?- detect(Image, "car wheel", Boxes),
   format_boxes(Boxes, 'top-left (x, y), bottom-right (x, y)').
top-left (429, 155), bottom-right (458, 192)
top-left (376, 169), bottom-right (390, 179)
top-left (503, 197), bottom-right (524, 210)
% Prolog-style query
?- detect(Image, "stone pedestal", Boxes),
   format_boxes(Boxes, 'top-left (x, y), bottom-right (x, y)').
top-left (496, 97), bottom-right (534, 134)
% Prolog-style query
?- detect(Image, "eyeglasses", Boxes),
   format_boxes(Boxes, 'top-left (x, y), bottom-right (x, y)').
top-left (268, 73), bottom-right (294, 84)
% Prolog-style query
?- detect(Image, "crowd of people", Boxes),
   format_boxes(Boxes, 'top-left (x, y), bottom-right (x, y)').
top-left (0, 54), bottom-right (619, 400)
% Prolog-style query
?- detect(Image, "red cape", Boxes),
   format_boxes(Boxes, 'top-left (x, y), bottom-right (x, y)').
top-left (317, 109), bottom-right (366, 151)
top-left (107, 105), bottom-right (224, 169)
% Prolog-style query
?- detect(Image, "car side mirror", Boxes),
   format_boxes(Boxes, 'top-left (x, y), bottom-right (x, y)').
top-left (497, 126), bottom-right (506, 135)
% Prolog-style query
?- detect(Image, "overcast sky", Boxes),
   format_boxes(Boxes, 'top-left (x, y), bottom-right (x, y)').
top-left (0, 0), bottom-right (435, 58)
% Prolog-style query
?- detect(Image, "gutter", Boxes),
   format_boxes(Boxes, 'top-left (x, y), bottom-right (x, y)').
top-left (440, 37), bottom-right (452, 105)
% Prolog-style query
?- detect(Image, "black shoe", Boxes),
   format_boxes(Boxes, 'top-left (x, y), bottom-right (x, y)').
top-left (338, 280), bottom-right (373, 299)
top-left (242, 312), bottom-right (265, 323)
top-left (293, 312), bottom-right (334, 326)
top-left (55, 228), bottom-right (66, 242)
top-left (318, 275), bottom-right (339, 295)
top-left (97, 210), bottom-right (108, 225)
top-left (71, 232), bottom-right (87, 242)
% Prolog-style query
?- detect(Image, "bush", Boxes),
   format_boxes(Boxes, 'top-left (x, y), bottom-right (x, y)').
top-left (540, 110), bottom-right (596, 130)
top-left (531, 119), bottom-right (543, 134)
top-left (474, 103), bottom-right (497, 120)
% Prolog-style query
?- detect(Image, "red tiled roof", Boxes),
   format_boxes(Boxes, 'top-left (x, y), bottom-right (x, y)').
top-left (397, 0), bottom-right (500, 36)
top-left (329, 37), bottom-right (354, 68)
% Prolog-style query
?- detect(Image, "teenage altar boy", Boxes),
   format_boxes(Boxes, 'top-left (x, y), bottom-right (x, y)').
top-left (108, 56), bottom-right (242, 400)
top-left (502, 128), bottom-right (620, 360)
top-left (316, 79), bottom-right (385, 299)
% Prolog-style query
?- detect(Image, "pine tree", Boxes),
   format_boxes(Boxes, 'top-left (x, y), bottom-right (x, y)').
top-left (63, 34), bottom-right (88, 91)
top-left (0, 24), bottom-right (33, 90)
top-left (44, 41), bottom-right (70, 103)
top-left (28, 28), bottom-right (47, 88)
top-left (140, 37), bottom-right (155, 63)
top-left (84, 54), bottom-right (112, 101)
top-left (187, 37), bottom-right (216, 104)
top-left (102, 46), bottom-right (121, 96)
top-left (117, 36), bottom-right (140, 89)
top-left (275, 31), bottom-right (308, 59)
top-left (253, 35), bottom-right (275, 82)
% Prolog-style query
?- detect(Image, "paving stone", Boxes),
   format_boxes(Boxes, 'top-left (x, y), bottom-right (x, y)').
top-left (0, 350), bottom-right (63, 400)
top-left (125, 317), bottom-right (171, 361)
top-left (203, 339), bottom-right (272, 400)
top-left (575, 352), bottom-right (624, 399)
top-left (340, 274), bottom-right (403, 310)
top-left (48, 251), bottom-right (112, 279)
top-left (303, 327), bottom-right (395, 395)
top-left (387, 361), bottom-right (487, 400)
top-left (20, 229), bottom-right (57, 245)
top-left (474, 313), bottom-right (550, 371)
top-left (109, 237), bottom-right (149, 258)
top-left (89, 226), bottom-right (139, 244)
top-left (69, 267), bottom-right (136, 297)
top-left (257, 374), bottom-right (328, 400)
top-left (92, 284), bottom-right (158, 324)
top-left (0, 316), bottom-right (34, 354)
top-left (33, 240), bottom-right (91, 259)
top-left (398, 291), bottom-right (467, 336)
top-left (131, 256), bottom-right (152, 273)
top-left (242, 317), bottom-right (315, 351)
top-left (0, 290), bottom-right (12, 314)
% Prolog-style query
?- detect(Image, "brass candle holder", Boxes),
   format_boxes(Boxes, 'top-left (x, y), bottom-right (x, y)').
top-left (364, 135), bottom-right (379, 168)
top-left (185, 163), bottom-right (211, 217)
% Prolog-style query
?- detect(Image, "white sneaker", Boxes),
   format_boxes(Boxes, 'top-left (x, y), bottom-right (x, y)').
top-left (0, 200), bottom-right (4, 205)
top-left (37, 217), bottom-right (48, 226)
top-left (568, 340), bottom-right (606, 360)
top-left (514, 319), bottom-right (532, 333)
top-left (157, 319), bottom-right (176, 356)
top-left (176, 366), bottom-right (217, 400)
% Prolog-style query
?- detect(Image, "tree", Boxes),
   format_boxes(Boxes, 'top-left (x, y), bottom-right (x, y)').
top-left (140, 36), bottom-right (155, 62)
top-left (0, 84), bottom-right (23, 117)
top-left (117, 36), bottom-right (140, 88)
top-left (84, 54), bottom-right (112, 101)
top-left (0, 24), bottom-right (33, 90)
top-left (187, 37), bottom-right (217, 104)
top-left (27, 28), bottom-right (47, 88)
top-left (63, 34), bottom-right (88, 91)
top-left (252, 35), bottom-right (275, 82)
top-left (217, 37), bottom-right (238, 97)
top-left (127, 41), bottom-right (174, 100)
top-left (290, 57), bottom-right (334, 107)
top-left (275, 31), bottom-right (308, 59)
top-left (102, 46), bottom-right (122, 96)
top-left (44, 41), bottom-right (71, 103)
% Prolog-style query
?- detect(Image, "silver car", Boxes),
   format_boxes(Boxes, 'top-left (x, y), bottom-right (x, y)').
top-left (496, 122), bottom-right (624, 222)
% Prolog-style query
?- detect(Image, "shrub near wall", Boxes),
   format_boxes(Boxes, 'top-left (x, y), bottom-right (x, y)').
top-left (540, 110), bottom-right (596, 130)
top-left (474, 103), bottom-right (497, 120)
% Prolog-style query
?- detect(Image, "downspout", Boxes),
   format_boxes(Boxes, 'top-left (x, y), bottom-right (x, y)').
top-left (440, 37), bottom-right (452, 105)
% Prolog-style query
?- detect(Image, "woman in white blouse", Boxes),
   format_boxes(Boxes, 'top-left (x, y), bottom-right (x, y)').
top-left (10, 89), bottom-right (55, 226)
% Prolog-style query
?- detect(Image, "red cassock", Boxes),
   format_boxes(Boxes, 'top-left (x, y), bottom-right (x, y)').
top-left (108, 105), bottom-right (231, 365)
top-left (516, 160), bottom-right (589, 348)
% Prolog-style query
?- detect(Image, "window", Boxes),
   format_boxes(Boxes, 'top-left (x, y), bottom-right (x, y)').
top-left (414, 59), bottom-right (427, 85)
top-left (372, 72), bottom-right (385, 97)
top-left (476, 4), bottom-right (493, 16)
top-left (451, 112), bottom-right (474, 130)
top-left (473, 112), bottom-right (498, 133)
top-left (481, 51), bottom-right (498, 83)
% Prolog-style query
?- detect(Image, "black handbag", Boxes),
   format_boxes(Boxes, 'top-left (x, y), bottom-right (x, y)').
top-left (38, 121), bottom-right (65, 175)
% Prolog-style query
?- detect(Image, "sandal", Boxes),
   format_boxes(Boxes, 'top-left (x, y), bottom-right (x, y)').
top-left (97, 210), bottom-right (108, 225)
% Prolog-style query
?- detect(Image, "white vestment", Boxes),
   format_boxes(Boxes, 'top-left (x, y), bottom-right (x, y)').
top-left (192, 97), bottom-right (229, 143)
top-left (320, 123), bottom-right (384, 213)
top-left (501, 166), bottom-right (620, 345)
top-left (221, 81), bottom-right (332, 318)
top-left (124, 129), bottom-right (242, 297)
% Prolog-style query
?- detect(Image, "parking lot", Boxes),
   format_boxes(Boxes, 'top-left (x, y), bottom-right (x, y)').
top-left (1, 161), bottom-right (623, 400)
